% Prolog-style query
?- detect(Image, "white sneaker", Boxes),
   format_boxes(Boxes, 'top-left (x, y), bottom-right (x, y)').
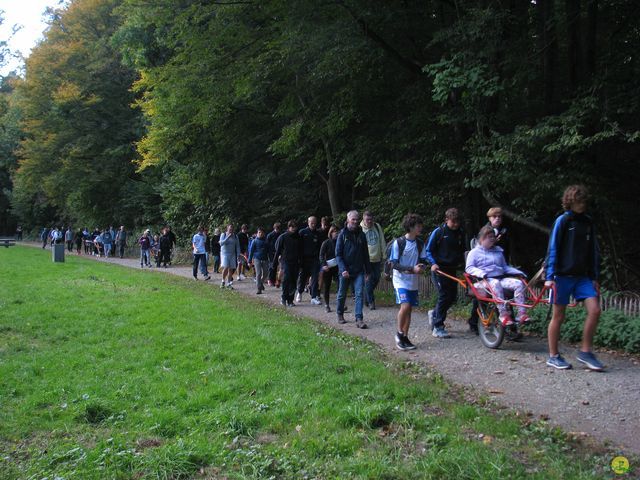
top-left (310, 297), bottom-right (322, 305)
top-left (238, 274), bottom-right (245, 281)
top-left (295, 292), bottom-right (302, 303)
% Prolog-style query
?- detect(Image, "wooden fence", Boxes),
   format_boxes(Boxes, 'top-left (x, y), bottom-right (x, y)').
top-left (375, 273), bottom-right (640, 317)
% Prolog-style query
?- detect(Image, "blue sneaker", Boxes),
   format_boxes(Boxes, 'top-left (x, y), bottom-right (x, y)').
top-left (546, 354), bottom-right (572, 370)
top-left (432, 327), bottom-right (451, 338)
top-left (576, 351), bottom-right (605, 371)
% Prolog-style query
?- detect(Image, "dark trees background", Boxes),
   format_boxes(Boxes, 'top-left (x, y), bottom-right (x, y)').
top-left (1, 0), bottom-right (639, 289)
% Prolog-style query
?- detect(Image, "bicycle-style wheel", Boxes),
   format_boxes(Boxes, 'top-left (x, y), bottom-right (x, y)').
top-left (478, 302), bottom-right (504, 349)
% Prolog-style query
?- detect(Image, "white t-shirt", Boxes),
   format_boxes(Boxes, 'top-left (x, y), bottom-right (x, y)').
top-left (390, 238), bottom-right (427, 291)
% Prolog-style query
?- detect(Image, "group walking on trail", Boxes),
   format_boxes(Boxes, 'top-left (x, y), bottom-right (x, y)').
top-left (34, 184), bottom-right (604, 371)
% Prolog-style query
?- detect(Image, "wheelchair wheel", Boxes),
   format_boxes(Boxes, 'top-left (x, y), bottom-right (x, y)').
top-left (478, 303), bottom-right (505, 349)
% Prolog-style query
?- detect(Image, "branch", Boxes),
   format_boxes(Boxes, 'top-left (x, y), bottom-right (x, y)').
top-left (482, 190), bottom-right (551, 235)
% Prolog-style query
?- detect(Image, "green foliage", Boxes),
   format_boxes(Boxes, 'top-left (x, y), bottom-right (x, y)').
top-left (523, 305), bottom-right (640, 353)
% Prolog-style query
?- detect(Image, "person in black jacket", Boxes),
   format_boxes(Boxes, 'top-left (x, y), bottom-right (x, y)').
top-left (157, 228), bottom-right (173, 267)
top-left (211, 228), bottom-right (221, 273)
top-left (319, 225), bottom-right (339, 313)
top-left (266, 222), bottom-right (282, 286)
top-left (335, 210), bottom-right (371, 328)
top-left (426, 208), bottom-right (465, 338)
top-left (165, 226), bottom-right (177, 265)
top-left (237, 224), bottom-right (250, 280)
top-left (296, 216), bottom-right (322, 305)
top-left (271, 220), bottom-right (302, 307)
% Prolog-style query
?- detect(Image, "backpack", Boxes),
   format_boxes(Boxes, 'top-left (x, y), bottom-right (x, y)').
top-left (383, 236), bottom-right (425, 281)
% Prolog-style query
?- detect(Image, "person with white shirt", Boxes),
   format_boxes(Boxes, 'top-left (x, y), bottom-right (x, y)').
top-left (192, 226), bottom-right (211, 281)
top-left (388, 214), bottom-right (428, 351)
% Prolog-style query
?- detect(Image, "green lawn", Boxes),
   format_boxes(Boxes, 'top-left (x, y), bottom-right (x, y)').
top-left (0, 247), bottom-right (619, 479)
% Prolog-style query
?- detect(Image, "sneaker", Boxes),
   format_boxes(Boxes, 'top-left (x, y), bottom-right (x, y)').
top-left (576, 351), bottom-right (605, 371)
top-left (369, 301), bottom-right (376, 311)
top-left (311, 297), bottom-right (322, 305)
top-left (220, 281), bottom-right (225, 289)
top-left (281, 300), bottom-right (287, 306)
top-left (518, 313), bottom-right (531, 324)
top-left (499, 314), bottom-right (514, 326)
top-left (256, 290), bottom-right (262, 295)
top-left (325, 304), bottom-right (331, 313)
top-left (295, 292), bottom-right (302, 303)
top-left (403, 335), bottom-right (416, 350)
top-left (356, 320), bottom-right (368, 329)
top-left (395, 332), bottom-right (408, 350)
top-left (204, 275), bottom-right (211, 281)
top-left (432, 327), bottom-right (451, 338)
top-left (193, 276), bottom-right (198, 280)
top-left (238, 274), bottom-right (245, 281)
top-left (337, 314), bottom-right (346, 324)
top-left (287, 302), bottom-right (295, 307)
top-left (546, 354), bottom-right (572, 370)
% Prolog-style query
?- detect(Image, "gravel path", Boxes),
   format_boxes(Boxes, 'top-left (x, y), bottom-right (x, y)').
top-left (33, 246), bottom-right (640, 455)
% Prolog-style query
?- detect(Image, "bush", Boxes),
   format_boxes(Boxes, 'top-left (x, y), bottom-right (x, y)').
top-left (523, 306), bottom-right (640, 353)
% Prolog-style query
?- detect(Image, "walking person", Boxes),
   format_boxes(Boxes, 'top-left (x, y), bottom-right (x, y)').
top-left (15, 225), bottom-right (23, 241)
top-left (319, 225), bottom-right (339, 312)
top-left (236, 224), bottom-right (250, 280)
top-left (65, 226), bottom-right (74, 252)
top-left (545, 185), bottom-right (604, 371)
top-left (102, 227), bottom-right (113, 257)
top-left (426, 208), bottom-right (466, 338)
top-left (115, 226), bottom-right (127, 258)
top-left (266, 222), bottom-right (283, 286)
top-left (361, 211), bottom-right (386, 310)
top-left (139, 229), bottom-right (152, 267)
top-left (248, 227), bottom-right (270, 294)
top-left (192, 226), bottom-right (210, 280)
top-left (166, 226), bottom-right (177, 265)
top-left (40, 227), bottom-right (50, 249)
top-left (211, 228), bottom-right (221, 273)
top-left (389, 214), bottom-right (428, 351)
top-left (271, 220), bottom-right (302, 307)
top-left (296, 216), bottom-right (322, 305)
top-left (219, 224), bottom-right (241, 288)
top-left (74, 228), bottom-right (83, 254)
top-left (157, 228), bottom-right (172, 267)
top-left (335, 210), bottom-right (371, 328)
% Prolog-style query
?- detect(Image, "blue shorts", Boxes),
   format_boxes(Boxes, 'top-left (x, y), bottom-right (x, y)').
top-left (551, 276), bottom-right (597, 305)
top-left (395, 288), bottom-right (419, 307)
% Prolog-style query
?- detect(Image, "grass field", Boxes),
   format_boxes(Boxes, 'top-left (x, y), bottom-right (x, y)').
top-left (0, 246), bottom-right (619, 479)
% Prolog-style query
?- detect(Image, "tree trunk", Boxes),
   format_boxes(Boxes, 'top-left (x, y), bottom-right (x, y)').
top-left (584, 0), bottom-right (597, 77)
top-left (565, 0), bottom-right (583, 89)
top-left (320, 137), bottom-right (342, 219)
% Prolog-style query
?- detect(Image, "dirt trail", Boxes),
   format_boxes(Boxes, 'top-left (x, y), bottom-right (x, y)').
top-left (29, 245), bottom-right (640, 455)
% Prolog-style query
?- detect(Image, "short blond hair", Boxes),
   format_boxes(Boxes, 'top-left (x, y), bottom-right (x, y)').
top-left (487, 207), bottom-right (502, 218)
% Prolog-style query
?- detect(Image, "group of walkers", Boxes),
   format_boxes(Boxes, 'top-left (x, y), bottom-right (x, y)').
top-left (187, 184), bottom-right (604, 371)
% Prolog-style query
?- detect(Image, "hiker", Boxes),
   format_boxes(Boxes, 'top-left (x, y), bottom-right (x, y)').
top-left (319, 225), bottom-right (339, 312)
top-left (236, 224), bottom-right (250, 281)
top-left (157, 228), bottom-right (172, 267)
top-left (266, 222), bottom-right (283, 287)
top-left (102, 227), bottom-right (113, 257)
top-left (296, 216), bottom-right (322, 305)
top-left (166, 226), bottom-right (177, 265)
top-left (65, 227), bottom-right (74, 252)
top-left (335, 210), bottom-right (371, 328)
top-left (389, 213), bottom-right (428, 351)
top-left (248, 227), bottom-right (269, 294)
top-left (40, 227), bottom-right (50, 249)
top-left (465, 225), bottom-right (529, 326)
top-left (361, 210), bottom-right (386, 310)
top-left (211, 228), bottom-right (221, 273)
top-left (115, 226), bottom-right (127, 258)
top-left (271, 220), bottom-right (302, 307)
top-left (139, 229), bottom-right (152, 267)
top-left (192, 225), bottom-right (210, 280)
top-left (426, 208), bottom-right (466, 339)
top-left (220, 224), bottom-right (241, 288)
top-left (468, 207), bottom-right (513, 334)
top-left (74, 228), bottom-right (83, 254)
top-left (544, 185), bottom-right (603, 371)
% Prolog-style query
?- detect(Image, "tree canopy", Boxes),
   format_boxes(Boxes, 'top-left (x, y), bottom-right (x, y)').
top-left (1, 0), bottom-right (639, 289)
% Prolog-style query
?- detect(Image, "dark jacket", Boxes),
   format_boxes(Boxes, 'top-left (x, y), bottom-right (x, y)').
top-left (211, 234), bottom-right (221, 255)
top-left (266, 229), bottom-right (282, 260)
top-left (335, 225), bottom-right (371, 275)
top-left (167, 230), bottom-right (177, 248)
top-left (237, 231), bottom-right (249, 253)
top-left (319, 238), bottom-right (337, 266)
top-left (545, 211), bottom-right (600, 281)
top-left (159, 234), bottom-right (172, 251)
top-left (248, 237), bottom-right (269, 262)
top-left (299, 226), bottom-right (321, 259)
top-left (426, 224), bottom-right (465, 269)
top-left (272, 231), bottom-right (302, 269)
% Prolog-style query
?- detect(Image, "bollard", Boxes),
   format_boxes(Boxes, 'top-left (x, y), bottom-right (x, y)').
top-left (52, 243), bottom-right (65, 262)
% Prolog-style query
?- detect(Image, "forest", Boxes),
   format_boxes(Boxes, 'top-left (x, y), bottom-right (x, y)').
top-left (1, 0), bottom-right (639, 290)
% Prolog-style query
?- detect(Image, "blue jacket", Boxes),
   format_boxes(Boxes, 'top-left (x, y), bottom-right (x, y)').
top-left (545, 211), bottom-right (600, 281)
top-left (335, 225), bottom-right (371, 276)
top-left (248, 237), bottom-right (269, 262)
top-left (426, 224), bottom-right (465, 269)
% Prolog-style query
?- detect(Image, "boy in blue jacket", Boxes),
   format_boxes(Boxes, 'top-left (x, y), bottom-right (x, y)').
top-left (545, 185), bottom-right (603, 371)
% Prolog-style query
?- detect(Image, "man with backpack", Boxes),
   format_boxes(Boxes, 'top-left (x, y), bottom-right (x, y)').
top-left (388, 214), bottom-right (428, 350)
top-left (296, 216), bottom-right (322, 305)
top-left (271, 220), bottom-right (302, 307)
top-left (361, 211), bottom-right (386, 310)
top-left (426, 208), bottom-right (466, 338)
top-left (335, 210), bottom-right (371, 328)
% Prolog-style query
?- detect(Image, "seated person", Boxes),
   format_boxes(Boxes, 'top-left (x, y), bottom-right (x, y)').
top-left (465, 226), bottom-right (530, 326)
